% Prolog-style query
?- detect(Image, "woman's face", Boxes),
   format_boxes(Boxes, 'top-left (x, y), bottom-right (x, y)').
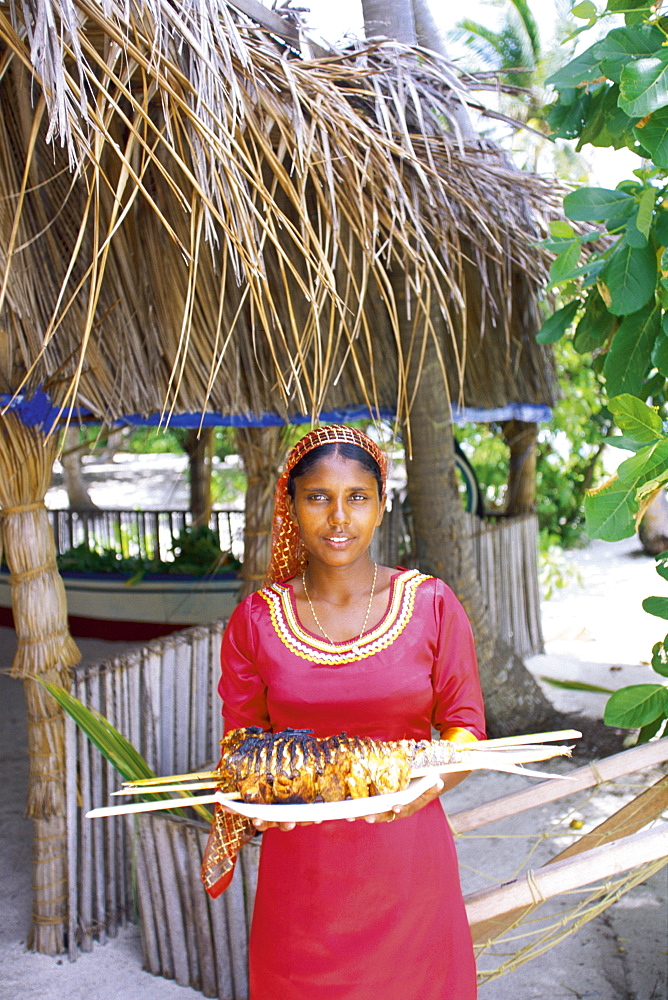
top-left (287, 452), bottom-right (384, 571)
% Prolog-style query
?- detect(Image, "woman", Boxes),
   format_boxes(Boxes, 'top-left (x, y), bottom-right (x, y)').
top-left (204, 424), bottom-right (485, 999)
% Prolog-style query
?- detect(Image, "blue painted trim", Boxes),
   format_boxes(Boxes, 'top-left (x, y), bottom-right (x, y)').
top-left (1, 390), bottom-right (552, 430)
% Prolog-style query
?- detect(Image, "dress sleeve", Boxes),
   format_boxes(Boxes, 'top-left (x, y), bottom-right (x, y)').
top-left (430, 579), bottom-right (486, 741)
top-left (218, 595), bottom-right (271, 734)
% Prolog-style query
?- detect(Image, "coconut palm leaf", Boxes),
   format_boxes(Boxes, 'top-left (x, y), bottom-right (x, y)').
top-left (39, 679), bottom-right (213, 822)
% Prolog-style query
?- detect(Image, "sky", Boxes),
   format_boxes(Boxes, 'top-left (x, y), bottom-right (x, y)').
top-left (297, 0), bottom-right (559, 50)
top-left (290, 0), bottom-right (638, 187)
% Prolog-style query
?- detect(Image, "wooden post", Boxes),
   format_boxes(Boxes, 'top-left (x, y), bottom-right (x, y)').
top-left (184, 428), bottom-right (215, 529)
top-left (0, 413), bottom-right (80, 954)
top-left (501, 420), bottom-right (538, 516)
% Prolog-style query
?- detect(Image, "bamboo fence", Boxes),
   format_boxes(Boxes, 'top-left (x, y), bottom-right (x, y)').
top-left (65, 622), bottom-right (226, 957)
top-left (45, 505), bottom-right (543, 655)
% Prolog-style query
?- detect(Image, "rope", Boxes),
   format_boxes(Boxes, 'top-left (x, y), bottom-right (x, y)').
top-left (0, 501), bottom-right (46, 517)
top-left (17, 628), bottom-right (70, 646)
top-left (589, 761), bottom-right (607, 786)
top-left (475, 859), bottom-right (667, 984)
top-left (525, 869), bottom-right (546, 905)
top-left (8, 563), bottom-right (59, 584)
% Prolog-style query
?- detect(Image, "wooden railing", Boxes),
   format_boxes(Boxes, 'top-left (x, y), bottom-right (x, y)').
top-left (48, 507), bottom-right (245, 561)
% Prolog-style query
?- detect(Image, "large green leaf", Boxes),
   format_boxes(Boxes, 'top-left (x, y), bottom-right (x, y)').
top-left (634, 185), bottom-right (656, 240)
top-left (654, 207), bottom-right (668, 246)
top-left (596, 24), bottom-right (665, 84)
top-left (620, 52), bottom-right (668, 118)
top-left (545, 42), bottom-right (603, 90)
top-left (573, 287), bottom-right (617, 352)
top-left (540, 676), bottom-right (614, 694)
top-left (547, 90), bottom-right (592, 140)
top-left (617, 437), bottom-right (668, 486)
top-left (651, 331), bottom-right (668, 375)
top-left (605, 0), bottom-right (656, 26)
top-left (40, 681), bottom-right (213, 822)
top-left (655, 551), bottom-right (668, 583)
top-left (604, 683), bottom-right (668, 728)
top-left (584, 475), bottom-right (638, 540)
top-left (642, 595), bottom-right (668, 620)
top-left (563, 187), bottom-right (635, 222)
top-left (651, 636), bottom-right (668, 677)
top-left (536, 300), bottom-right (580, 345)
top-left (549, 242), bottom-right (583, 283)
top-left (598, 241), bottom-right (657, 314)
top-left (634, 107), bottom-right (668, 168)
top-left (602, 301), bottom-right (659, 394)
top-left (608, 393), bottom-right (663, 442)
top-left (578, 85), bottom-right (636, 150)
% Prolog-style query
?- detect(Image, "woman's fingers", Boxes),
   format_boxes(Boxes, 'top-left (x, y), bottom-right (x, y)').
top-left (250, 781), bottom-right (446, 831)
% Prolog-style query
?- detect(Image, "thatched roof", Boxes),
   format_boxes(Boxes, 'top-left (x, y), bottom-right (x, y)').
top-left (0, 0), bottom-right (559, 429)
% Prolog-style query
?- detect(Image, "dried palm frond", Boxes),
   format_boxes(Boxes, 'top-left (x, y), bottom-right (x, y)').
top-left (0, 1), bottom-right (558, 431)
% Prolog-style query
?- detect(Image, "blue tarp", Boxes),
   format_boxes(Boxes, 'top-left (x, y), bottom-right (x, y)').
top-left (0, 390), bottom-right (552, 432)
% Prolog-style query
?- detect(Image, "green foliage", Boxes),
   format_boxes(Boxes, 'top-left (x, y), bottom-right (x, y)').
top-left (538, 534), bottom-right (584, 599)
top-left (581, 395), bottom-right (668, 738)
top-left (125, 427), bottom-right (185, 454)
top-left (41, 680), bottom-right (212, 821)
top-left (540, 2), bottom-right (668, 742)
top-left (168, 526), bottom-right (240, 575)
top-left (56, 526), bottom-right (241, 579)
top-left (457, 339), bottom-right (609, 548)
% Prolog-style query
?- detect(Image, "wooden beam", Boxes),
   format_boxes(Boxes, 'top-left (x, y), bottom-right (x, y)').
top-left (450, 738), bottom-right (668, 835)
top-left (465, 823), bottom-right (668, 942)
top-left (228, 0), bottom-right (301, 44)
top-left (547, 773), bottom-right (668, 865)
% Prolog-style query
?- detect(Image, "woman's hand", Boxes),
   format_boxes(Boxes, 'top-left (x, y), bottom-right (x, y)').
top-left (348, 777), bottom-right (445, 825)
top-left (250, 817), bottom-right (323, 832)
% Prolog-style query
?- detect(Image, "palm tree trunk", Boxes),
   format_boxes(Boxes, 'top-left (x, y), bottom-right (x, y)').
top-left (360, 0), bottom-right (417, 42)
top-left (366, 0), bottom-right (553, 735)
top-left (235, 427), bottom-right (289, 600)
top-left (0, 414), bottom-right (80, 954)
top-left (395, 285), bottom-right (553, 736)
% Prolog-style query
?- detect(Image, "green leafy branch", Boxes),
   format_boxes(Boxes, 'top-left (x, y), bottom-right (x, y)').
top-left (583, 394), bottom-right (668, 740)
top-left (534, 2), bottom-right (668, 743)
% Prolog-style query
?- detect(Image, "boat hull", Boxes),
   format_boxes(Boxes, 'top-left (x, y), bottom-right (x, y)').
top-left (0, 570), bottom-right (240, 640)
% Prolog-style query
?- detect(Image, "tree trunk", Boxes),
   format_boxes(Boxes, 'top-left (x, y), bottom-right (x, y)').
top-left (183, 428), bottom-right (214, 528)
top-left (235, 427), bottom-right (289, 601)
top-left (394, 284), bottom-right (552, 736)
top-left (60, 425), bottom-right (98, 509)
top-left (364, 0), bottom-right (553, 734)
top-left (502, 420), bottom-right (538, 516)
top-left (638, 488), bottom-right (668, 556)
top-left (0, 414), bottom-right (81, 954)
top-left (360, 0), bottom-right (416, 43)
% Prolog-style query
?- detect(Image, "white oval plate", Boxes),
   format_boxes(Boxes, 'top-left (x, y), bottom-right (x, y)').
top-left (215, 774), bottom-right (440, 823)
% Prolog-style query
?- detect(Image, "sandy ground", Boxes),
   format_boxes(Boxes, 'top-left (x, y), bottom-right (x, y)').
top-left (0, 535), bottom-right (666, 1000)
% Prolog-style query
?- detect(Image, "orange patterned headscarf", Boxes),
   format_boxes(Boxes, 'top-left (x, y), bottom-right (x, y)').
top-left (265, 425), bottom-right (388, 586)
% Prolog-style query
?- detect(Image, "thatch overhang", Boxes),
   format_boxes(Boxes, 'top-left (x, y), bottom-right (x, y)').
top-left (0, 0), bottom-right (559, 432)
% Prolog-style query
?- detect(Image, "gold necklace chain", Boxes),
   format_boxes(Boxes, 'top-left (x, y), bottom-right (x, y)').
top-left (302, 562), bottom-right (378, 653)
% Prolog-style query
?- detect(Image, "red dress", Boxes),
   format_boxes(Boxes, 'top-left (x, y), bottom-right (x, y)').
top-left (219, 569), bottom-right (485, 1000)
